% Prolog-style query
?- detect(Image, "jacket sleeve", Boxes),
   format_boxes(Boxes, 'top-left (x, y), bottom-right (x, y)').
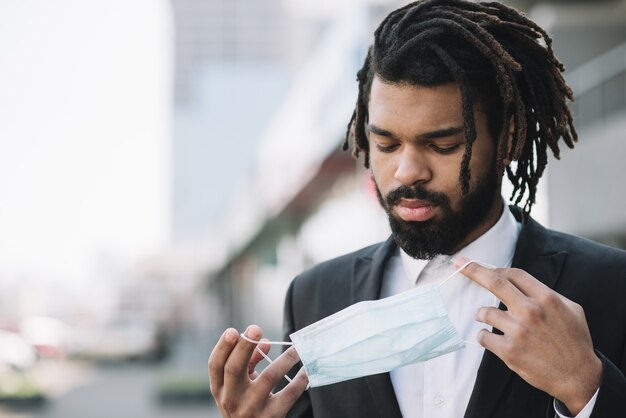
top-left (281, 278), bottom-right (314, 418)
top-left (588, 350), bottom-right (626, 418)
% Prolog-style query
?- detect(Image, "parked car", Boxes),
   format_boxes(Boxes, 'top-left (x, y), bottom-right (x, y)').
top-left (0, 330), bottom-right (36, 370)
top-left (19, 316), bottom-right (70, 359)
top-left (72, 314), bottom-right (166, 362)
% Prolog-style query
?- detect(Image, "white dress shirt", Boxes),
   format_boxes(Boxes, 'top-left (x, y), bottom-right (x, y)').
top-left (380, 206), bottom-right (597, 418)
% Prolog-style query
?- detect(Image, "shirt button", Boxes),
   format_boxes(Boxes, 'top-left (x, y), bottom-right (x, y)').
top-left (434, 395), bottom-right (445, 407)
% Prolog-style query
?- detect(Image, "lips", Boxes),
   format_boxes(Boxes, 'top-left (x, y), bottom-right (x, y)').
top-left (393, 199), bottom-right (436, 222)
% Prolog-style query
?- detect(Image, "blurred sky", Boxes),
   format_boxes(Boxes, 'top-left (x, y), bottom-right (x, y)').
top-left (0, 0), bottom-right (172, 290)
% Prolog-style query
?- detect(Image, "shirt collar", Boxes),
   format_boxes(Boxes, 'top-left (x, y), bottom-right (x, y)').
top-left (399, 205), bottom-right (522, 285)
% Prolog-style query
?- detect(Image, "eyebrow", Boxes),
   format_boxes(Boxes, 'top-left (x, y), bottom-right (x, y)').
top-left (367, 123), bottom-right (465, 141)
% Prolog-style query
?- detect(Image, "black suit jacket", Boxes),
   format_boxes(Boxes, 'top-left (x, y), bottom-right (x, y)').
top-left (282, 207), bottom-right (626, 417)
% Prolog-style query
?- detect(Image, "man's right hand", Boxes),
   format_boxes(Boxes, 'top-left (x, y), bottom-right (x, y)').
top-left (208, 325), bottom-right (309, 418)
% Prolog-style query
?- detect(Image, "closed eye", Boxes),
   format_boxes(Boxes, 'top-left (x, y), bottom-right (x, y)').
top-left (375, 143), bottom-right (400, 153)
top-left (429, 143), bottom-right (463, 154)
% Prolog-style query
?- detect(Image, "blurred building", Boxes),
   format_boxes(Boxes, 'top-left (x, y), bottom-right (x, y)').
top-left (171, 0), bottom-right (292, 105)
top-left (167, 0), bottom-right (336, 339)
top-left (170, 0), bottom-right (321, 242)
top-left (537, 1), bottom-right (626, 247)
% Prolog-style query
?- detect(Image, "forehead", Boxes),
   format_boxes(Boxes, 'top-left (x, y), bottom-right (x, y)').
top-left (368, 76), bottom-right (463, 131)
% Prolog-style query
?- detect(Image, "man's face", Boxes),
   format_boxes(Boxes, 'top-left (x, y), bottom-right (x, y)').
top-left (367, 76), bottom-right (503, 259)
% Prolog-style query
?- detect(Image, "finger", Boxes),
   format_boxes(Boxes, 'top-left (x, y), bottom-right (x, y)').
top-left (455, 257), bottom-right (526, 306)
top-left (252, 346), bottom-right (302, 395)
top-left (493, 267), bottom-right (550, 296)
top-left (270, 366), bottom-right (310, 414)
top-left (476, 328), bottom-right (508, 354)
top-left (248, 340), bottom-right (271, 377)
top-left (208, 328), bottom-right (240, 394)
top-left (223, 325), bottom-right (263, 390)
top-left (475, 306), bottom-right (513, 332)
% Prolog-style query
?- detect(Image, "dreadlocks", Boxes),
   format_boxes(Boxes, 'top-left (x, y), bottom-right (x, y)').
top-left (343, 0), bottom-right (577, 217)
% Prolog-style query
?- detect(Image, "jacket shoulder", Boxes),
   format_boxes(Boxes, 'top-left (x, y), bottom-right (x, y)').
top-left (539, 226), bottom-right (626, 266)
top-left (514, 205), bottom-right (626, 269)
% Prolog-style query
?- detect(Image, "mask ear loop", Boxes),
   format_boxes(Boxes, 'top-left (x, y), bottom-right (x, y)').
top-left (437, 259), bottom-right (497, 288)
top-left (240, 334), bottom-right (293, 347)
top-left (436, 259), bottom-right (499, 349)
top-left (240, 334), bottom-right (299, 385)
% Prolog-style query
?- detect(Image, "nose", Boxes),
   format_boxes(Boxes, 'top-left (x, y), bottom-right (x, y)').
top-left (394, 148), bottom-right (432, 186)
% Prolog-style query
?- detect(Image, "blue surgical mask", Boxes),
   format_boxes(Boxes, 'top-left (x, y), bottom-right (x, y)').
top-left (242, 259), bottom-right (492, 388)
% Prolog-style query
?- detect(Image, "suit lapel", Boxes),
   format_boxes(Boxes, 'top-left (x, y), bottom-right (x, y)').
top-left (464, 208), bottom-right (567, 418)
top-left (351, 236), bottom-right (396, 303)
top-left (351, 237), bottom-right (404, 418)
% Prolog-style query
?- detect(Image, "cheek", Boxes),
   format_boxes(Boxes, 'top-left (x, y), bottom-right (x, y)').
top-left (468, 147), bottom-right (496, 185)
top-left (369, 166), bottom-right (385, 195)
top-left (441, 183), bottom-right (464, 212)
top-left (369, 153), bottom-right (394, 181)
top-left (369, 162), bottom-right (395, 202)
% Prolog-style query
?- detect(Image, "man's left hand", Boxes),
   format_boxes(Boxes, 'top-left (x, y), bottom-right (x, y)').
top-left (455, 258), bottom-right (602, 416)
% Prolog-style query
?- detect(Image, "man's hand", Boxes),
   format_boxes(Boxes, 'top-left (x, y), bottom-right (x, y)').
top-left (456, 259), bottom-right (602, 416)
top-left (208, 325), bottom-right (309, 418)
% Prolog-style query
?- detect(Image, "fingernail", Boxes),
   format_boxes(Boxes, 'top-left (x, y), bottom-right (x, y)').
top-left (243, 325), bottom-right (260, 339)
top-left (224, 328), bottom-right (238, 343)
top-left (454, 256), bottom-right (470, 269)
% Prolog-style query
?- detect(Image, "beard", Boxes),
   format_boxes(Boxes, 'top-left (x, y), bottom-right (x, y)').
top-left (374, 167), bottom-right (500, 260)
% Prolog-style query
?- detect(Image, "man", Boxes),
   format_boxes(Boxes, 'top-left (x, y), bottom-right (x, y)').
top-left (208, 1), bottom-right (626, 417)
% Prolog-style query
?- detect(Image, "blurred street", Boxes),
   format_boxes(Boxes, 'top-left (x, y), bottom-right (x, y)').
top-left (0, 362), bottom-right (220, 418)
top-left (0, 333), bottom-right (221, 418)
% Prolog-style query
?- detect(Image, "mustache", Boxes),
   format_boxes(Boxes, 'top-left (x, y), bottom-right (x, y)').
top-left (384, 185), bottom-right (449, 207)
